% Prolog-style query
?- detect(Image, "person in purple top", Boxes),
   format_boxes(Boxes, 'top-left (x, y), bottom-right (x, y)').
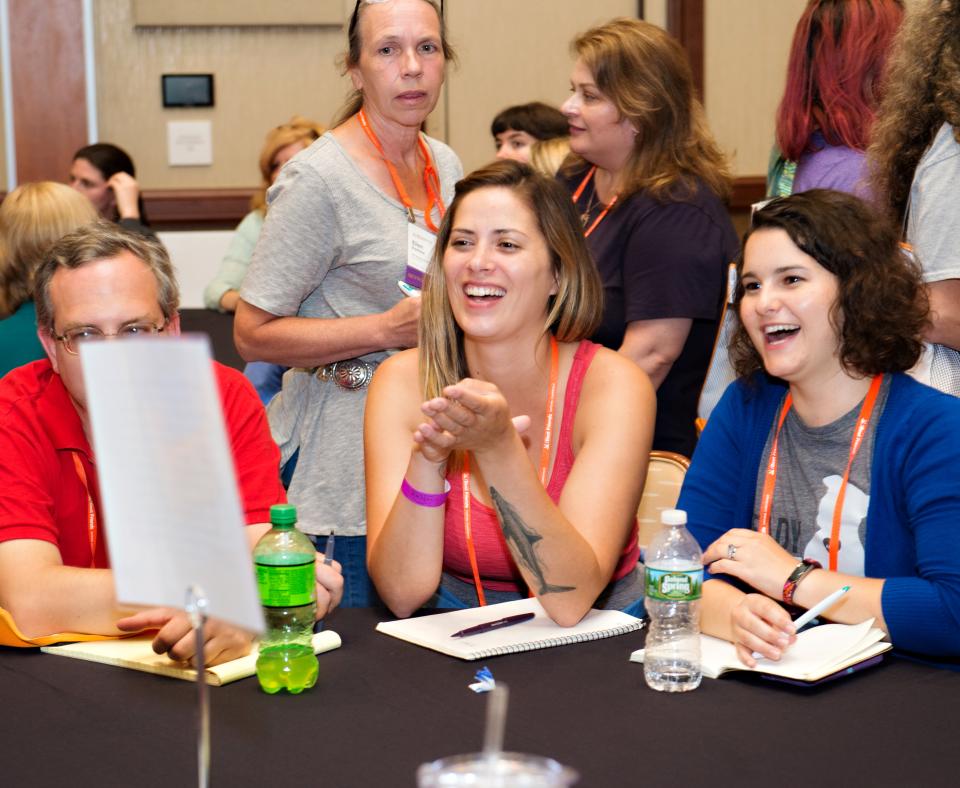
top-left (767, 0), bottom-right (903, 199)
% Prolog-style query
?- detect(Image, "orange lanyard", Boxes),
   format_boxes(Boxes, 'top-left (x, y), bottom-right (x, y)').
top-left (461, 336), bottom-right (560, 605)
top-left (571, 166), bottom-right (619, 238)
top-left (71, 453), bottom-right (99, 569)
top-left (357, 109), bottom-right (445, 232)
top-left (758, 375), bottom-right (883, 571)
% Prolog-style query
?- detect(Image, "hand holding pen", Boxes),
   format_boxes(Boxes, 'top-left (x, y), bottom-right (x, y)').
top-left (314, 532), bottom-right (343, 618)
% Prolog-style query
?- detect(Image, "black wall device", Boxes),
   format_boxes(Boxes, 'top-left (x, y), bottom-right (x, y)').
top-left (162, 74), bottom-right (214, 108)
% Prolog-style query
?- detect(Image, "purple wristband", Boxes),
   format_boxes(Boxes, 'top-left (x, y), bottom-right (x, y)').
top-left (401, 478), bottom-right (451, 508)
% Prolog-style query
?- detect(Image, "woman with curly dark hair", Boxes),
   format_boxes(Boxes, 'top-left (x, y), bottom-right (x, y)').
top-left (677, 189), bottom-right (960, 665)
top-left (869, 0), bottom-right (960, 395)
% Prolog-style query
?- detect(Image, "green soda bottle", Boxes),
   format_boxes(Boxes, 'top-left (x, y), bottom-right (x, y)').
top-left (254, 504), bottom-right (318, 694)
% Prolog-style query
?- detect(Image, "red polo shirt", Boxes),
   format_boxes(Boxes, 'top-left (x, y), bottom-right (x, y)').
top-left (0, 360), bottom-right (285, 568)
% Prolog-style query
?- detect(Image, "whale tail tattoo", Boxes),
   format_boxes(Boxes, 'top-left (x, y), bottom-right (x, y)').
top-left (490, 487), bottom-right (575, 596)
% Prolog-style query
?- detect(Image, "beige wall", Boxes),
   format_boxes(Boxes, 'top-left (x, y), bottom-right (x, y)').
top-left (0, 51), bottom-right (6, 189)
top-left (94, 0), bottom-right (354, 189)
top-left (704, 0), bottom-right (807, 176)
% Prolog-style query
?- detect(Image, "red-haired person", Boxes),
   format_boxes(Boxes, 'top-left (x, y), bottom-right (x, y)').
top-left (768, 0), bottom-right (903, 199)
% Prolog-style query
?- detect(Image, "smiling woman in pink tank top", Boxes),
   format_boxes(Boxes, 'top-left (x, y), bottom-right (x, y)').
top-left (365, 160), bottom-right (655, 626)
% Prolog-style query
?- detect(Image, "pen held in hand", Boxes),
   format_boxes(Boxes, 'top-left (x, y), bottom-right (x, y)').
top-left (791, 585), bottom-right (851, 633)
top-left (752, 585), bottom-right (852, 661)
top-left (451, 612), bottom-right (535, 638)
top-left (323, 533), bottom-right (335, 566)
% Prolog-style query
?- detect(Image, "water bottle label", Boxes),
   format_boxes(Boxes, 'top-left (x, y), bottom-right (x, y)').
top-left (645, 567), bottom-right (702, 601)
top-left (256, 561), bottom-right (316, 607)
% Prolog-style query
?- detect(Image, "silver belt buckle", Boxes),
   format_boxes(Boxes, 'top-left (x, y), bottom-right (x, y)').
top-left (318, 359), bottom-right (374, 390)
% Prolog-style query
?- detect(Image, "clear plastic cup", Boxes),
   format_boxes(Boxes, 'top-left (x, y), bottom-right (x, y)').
top-left (416, 751), bottom-right (579, 787)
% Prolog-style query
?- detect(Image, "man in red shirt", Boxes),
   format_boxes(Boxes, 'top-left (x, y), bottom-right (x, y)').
top-left (0, 223), bottom-right (342, 665)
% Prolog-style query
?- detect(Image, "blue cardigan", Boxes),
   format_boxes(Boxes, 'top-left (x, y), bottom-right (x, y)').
top-left (678, 372), bottom-right (960, 658)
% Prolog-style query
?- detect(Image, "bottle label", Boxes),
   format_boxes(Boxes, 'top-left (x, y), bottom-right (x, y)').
top-left (256, 561), bottom-right (316, 608)
top-left (645, 567), bottom-right (703, 602)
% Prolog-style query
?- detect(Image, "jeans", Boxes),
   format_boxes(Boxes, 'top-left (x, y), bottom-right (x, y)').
top-left (309, 534), bottom-right (381, 608)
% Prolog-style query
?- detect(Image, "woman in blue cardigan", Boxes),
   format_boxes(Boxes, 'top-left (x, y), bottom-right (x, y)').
top-left (678, 189), bottom-right (960, 666)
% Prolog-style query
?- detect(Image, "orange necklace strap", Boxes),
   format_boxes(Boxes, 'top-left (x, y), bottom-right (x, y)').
top-left (461, 336), bottom-right (560, 605)
top-left (358, 109), bottom-right (443, 231)
top-left (757, 375), bottom-right (883, 572)
top-left (827, 374), bottom-right (883, 571)
top-left (571, 166), bottom-right (619, 238)
top-left (71, 453), bottom-right (98, 569)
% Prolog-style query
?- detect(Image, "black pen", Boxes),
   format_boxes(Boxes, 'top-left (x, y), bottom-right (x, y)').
top-left (450, 612), bottom-right (535, 638)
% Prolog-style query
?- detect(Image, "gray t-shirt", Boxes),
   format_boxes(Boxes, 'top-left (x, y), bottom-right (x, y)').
top-left (908, 122), bottom-right (960, 395)
top-left (241, 132), bottom-right (462, 535)
top-left (751, 377), bottom-right (890, 575)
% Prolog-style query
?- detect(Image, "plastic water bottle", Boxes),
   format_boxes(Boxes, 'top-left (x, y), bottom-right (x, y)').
top-left (254, 503), bottom-right (318, 694)
top-left (643, 509), bottom-right (703, 692)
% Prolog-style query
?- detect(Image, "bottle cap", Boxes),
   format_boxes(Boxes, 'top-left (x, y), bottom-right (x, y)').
top-left (270, 503), bottom-right (298, 527)
top-left (660, 508), bottom-right (687, 526)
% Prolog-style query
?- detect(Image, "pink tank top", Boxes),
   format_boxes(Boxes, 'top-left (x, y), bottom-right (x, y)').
top-left (442, 340), bottom-right (640, 593)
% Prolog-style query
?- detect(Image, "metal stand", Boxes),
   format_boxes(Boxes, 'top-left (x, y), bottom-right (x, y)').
top-left (185, 585), bottom-right (210, 788)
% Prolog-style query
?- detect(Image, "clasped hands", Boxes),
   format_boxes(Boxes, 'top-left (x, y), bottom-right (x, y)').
top-left (413, 378), bottom-right (531, 464)
top-left (114, 561), bottom-right (343, 668)
top-left (703, 528), bottom-right (803, 667)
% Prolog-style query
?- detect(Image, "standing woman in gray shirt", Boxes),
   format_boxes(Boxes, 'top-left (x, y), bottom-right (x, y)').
top-left (235, 0), bottom-right (462, 605)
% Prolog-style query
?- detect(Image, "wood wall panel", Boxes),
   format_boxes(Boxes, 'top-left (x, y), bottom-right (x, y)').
top-left (8, 0), bottom-right (87, 183)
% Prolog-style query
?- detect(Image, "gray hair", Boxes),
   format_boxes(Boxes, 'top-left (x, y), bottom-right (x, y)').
top-left (34, 221), bottom-right (179, 332)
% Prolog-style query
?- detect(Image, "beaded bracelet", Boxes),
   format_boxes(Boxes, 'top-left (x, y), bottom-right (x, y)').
top-left (401, 478), bottom-right (451, 508)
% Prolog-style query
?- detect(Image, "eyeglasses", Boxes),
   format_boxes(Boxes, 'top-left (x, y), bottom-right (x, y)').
top-left (54, 322), bottom-right (166, 355)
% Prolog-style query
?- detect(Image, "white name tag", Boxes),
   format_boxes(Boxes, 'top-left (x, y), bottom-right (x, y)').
top-left (404, 221), bottom-right (437, 290)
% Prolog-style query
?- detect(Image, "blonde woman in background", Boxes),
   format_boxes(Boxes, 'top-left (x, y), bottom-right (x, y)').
top-left (204, 116), bottom-right (324, 314)
top-left (0, 183), bottom-right (97, 377)
top-left (529, 136), bottom-right (571, 177)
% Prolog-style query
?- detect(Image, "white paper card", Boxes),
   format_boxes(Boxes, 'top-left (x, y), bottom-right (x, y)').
top-left (167, 120), bottom-right (213, 166)
top-left (80, 336), bottom-right (263, 633)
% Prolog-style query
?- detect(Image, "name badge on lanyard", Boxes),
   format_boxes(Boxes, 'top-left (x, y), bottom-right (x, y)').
top-left (404, 221), bottom-right (437, 292)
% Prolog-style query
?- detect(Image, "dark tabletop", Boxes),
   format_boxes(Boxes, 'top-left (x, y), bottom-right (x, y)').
top-left (1, 607), bottom-right (956, 787)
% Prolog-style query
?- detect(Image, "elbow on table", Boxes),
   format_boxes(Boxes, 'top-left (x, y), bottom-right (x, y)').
top-left (2, 595), bottom-right (71, 639)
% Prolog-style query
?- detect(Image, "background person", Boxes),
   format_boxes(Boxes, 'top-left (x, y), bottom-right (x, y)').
top-left (365, 161), bottom-right (653, 624)
top-left (235, 0), bottom-right (462, 606)
top-left (869, 0), bottom-right (960, 396)
top-left (678, 190), bottom-right (960, 665)
top-left (203, 116), bottom-right (324, 314)
top-left (491, 101), bottom-right (569, 163)
top-left (0, 183), bottom-right (98, 378)
top-left (69, 143), bottom-right (154, 239)
top-left (0, 223), bottom-right (342, 664)
top-left (767, 0), bottom-right (903, 198)
top-left (529, 136), bottom-right (571, 177)
top-left (558, 18), bottom-right (737, 458)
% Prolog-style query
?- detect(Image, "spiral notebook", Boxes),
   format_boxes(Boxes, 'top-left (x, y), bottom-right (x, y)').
top-left (376, 598), bottom-right (644, 660)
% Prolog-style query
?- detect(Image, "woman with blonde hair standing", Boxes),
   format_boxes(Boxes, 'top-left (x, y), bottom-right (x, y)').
top-left (366, 160), bottom-right (653, 622)
top-left (236, 0), bottom-right (462, 605)
top-left (0, 183), bottom-right (97, 377)
top-left (559, 18), bottom-right (737, 458)
top-left (203, 116), bottom-right (324, 314)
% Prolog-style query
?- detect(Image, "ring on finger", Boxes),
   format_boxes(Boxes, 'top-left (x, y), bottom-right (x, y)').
top-left (727, 543), bottom-right (738, 560)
